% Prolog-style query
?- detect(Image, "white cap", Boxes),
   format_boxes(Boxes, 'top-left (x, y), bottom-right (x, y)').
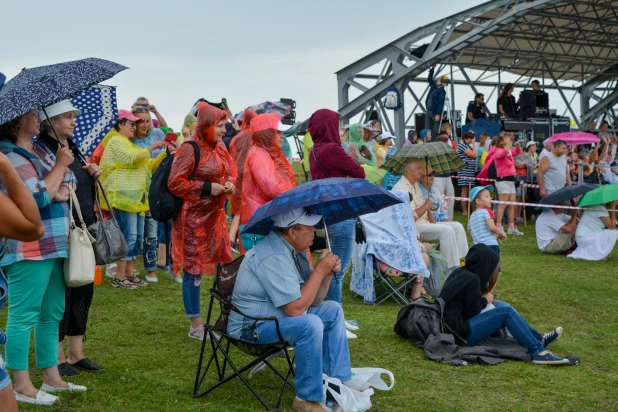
top-left (526, 141), bottom-right (537, 148)
top-left (272, 208), bottom-right (322, 228)
top-left (39, 99), bottom-right (81, 120)
top-left (277, 121), bottom-right (292, 132)
top-left (379, 131), bottom-right (395, 142)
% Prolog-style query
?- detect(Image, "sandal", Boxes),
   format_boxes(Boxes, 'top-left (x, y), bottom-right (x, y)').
top-left (113, 277), bottom-right (138, 289)
top-left (127, 275), bottom-right (148, 287)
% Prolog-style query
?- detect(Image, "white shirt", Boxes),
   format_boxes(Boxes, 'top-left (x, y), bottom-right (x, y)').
top-left (392, 176), bottom-right (429, 224)
top-left (576, 207), bottom-right (610, 238)
top-left (536, 209), bottom-right (571, 251)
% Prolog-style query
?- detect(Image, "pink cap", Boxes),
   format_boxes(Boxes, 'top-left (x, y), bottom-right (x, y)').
top-left (118, 109), bottom-right (142, 123)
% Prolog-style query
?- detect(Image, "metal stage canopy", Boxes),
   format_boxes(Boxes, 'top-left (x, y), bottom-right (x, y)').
top-left (336, 0), bottom-right (618, 142)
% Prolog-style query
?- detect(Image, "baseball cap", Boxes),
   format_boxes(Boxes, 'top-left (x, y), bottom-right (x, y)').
top-left (272, 208), bottom-right (322, 228)
top-left (526, 141), bottom-right (537, 148)
top-left (39, 99), bottom-right (82, 120)
top-left (610, 161), bottom-right (618, 167)
top-left (277, 121), bottom-right (292, 132)
top-left (118, 109), bottom-right (142, 123)
top-left (379, 131), bottom-right (395, 142)
top-left (470, 185), bottom-right (494, 202)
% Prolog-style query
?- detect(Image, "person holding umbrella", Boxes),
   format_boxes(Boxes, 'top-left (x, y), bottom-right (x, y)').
top-left (37, 100), bottom-right (104, 376)
top-left (0, 109), bottom-right (86, 405)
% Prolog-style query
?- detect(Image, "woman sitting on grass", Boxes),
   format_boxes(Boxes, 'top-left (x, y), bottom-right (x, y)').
top-left (440, 245), bottom-right (571, 365)
top-left (568, 200), bottom-right (618, 261)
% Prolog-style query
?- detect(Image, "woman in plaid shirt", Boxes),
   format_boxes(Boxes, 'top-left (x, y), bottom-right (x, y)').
top-left (0, 109), bottom-right (86, 405)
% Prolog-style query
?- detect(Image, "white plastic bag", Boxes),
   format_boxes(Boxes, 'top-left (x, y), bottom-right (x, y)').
top-left (344, 368), bottom-right (395, 392)
top-left (322, 375), bottom-right (374, 412)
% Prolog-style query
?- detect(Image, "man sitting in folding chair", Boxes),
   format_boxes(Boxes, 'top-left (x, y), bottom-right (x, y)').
top-left (227, 208), bottom-right (352, 412)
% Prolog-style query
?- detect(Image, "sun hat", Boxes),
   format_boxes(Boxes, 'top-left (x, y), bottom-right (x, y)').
top-left (272, 208), bottom-right (322, 228)
top-left (526, 141), bottom-right (537, 148)
top-left (379, 131), bottom-right (395, 142)
top-left (118, 109), bottom-right (142, 123)
top-left (470, 185), bottom-right (494, 202)
top-left (38, 99), bottom-right (82, 120)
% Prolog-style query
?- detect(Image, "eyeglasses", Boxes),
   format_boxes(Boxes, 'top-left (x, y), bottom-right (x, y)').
top-left (132, 107), bottom-right (149, 113)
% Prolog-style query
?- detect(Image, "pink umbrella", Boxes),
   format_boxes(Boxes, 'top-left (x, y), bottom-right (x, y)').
top-left (545, 131), bottom-right (599, 145)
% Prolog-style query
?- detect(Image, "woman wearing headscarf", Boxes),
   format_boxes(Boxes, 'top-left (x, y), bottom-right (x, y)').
top-left (403, 129), bottom-right (419, 146)
top-left (37, 100), bottom-right (104, 377)
top-left (168, 103), bottom-right (237, 341)
top-left (0, 109), bottom-right (86, 405)
top-left (420, 128), bottom-right (432, 143)
top-left (240, 113), bottom-right (295, 251)
top-left (228, 109), bottom-right (258, 251)
top-left (440, 245), bottom-right (570, 365)
top-left (309, 109), bottom-right (365, 337)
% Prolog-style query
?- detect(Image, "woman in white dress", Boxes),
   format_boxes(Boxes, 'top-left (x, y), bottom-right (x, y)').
top-left (568, 200), bottom-right (618, 261)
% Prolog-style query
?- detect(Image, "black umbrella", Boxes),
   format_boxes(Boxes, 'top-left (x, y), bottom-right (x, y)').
top-left (0, 57), bottom-right (127, 126)
top-left (539, 184), bottom-right (598, 206)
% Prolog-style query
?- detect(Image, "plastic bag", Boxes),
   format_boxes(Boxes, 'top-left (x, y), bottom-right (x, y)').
top-left (321, 375), bottom-right (374, 412)
top-left (344, 368), bottom-right (395, 392)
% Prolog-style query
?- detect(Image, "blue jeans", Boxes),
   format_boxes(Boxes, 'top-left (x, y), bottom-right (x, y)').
top-left (137, 213), bottom-right (157, 272)
top-left (251, 301), bottom-right (351, 402)
top-left (324, 219), bottom-right (355, 304)
top-left (157, 220), bottom-right (172, 245)
top-left (114, 209), bottom-right (139, 261)
top-left (467, 300), bottom-right (545, 356)
top-left (183, 271), bottom-right (202, 318)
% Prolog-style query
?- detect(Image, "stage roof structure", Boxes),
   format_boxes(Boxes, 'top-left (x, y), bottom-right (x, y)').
top-left (336, 0), bottom-right (618, 141)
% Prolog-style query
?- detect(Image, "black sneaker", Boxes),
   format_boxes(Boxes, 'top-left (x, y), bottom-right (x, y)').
top-left (58, 362), bottom-right (80, 377)
top-left (542, 326), bottom-right (563, 348)
top-left (532, 350), bottom-right (569, 365)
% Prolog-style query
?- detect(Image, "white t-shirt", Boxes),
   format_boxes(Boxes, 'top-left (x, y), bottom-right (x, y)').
top-left (536, 209), bottom-right (570, 251)
top-left (576, 207), bottom-right (609, 238)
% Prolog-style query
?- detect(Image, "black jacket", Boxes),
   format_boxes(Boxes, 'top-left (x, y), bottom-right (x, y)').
top-left (438, 245), bottom-right (500, 341)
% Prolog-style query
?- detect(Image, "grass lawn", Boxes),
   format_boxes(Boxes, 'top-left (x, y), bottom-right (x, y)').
top-left (2, 214), bottom-right (618, 411)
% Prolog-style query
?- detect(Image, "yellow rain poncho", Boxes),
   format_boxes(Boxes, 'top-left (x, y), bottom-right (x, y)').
top-left (99, 129), bottom-right (167, 213)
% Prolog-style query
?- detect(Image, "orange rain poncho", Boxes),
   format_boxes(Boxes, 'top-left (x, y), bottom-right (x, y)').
top-left (229, 109), bottom-right (257, 216)
top-left (168, 103), bottom-right (238, 275)
top-left (240, 113), bottom-right (295, 225)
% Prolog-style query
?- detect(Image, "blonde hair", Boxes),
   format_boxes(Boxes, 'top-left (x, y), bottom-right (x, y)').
top-left (440, 122), bottom-right (452, 132)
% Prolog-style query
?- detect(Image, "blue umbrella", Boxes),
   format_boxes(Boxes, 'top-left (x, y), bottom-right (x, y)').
top-left (0, 57), bottom-right (127, 125)
top-left (242, 178), bottom-right (403, 239)
top-left (71, 85), bottom-right (118, 157)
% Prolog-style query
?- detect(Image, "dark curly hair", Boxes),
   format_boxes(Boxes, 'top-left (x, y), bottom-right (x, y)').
top-left (0, 119), bottom-right (20, 143)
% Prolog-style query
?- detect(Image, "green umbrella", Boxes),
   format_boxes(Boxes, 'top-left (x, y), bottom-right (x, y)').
top-left (361, 164), bottom-right (387, 184)
top-left (577, 184), bottom-right (618, 207)
top-left (381, 142), bottom-right (465, 175)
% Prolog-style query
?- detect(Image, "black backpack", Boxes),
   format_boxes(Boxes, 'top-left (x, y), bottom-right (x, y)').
top-left (149, 141), bottom-right (200, 222)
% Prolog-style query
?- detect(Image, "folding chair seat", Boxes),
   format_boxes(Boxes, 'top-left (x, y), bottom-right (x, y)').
top-left (371, 257), bottom-right (418, 306)
top-left (193, 256), bottom-right (295, 411)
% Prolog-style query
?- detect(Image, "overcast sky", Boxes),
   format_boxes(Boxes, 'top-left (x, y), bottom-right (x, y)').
top-left (2, 0), bottom-right (579, 131)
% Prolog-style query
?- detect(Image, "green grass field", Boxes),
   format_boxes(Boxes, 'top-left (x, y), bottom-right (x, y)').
top-left (2, 216), bottom-right (618, 411)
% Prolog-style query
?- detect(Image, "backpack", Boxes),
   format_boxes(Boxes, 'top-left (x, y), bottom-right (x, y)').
top-left (384, 85), bottom-right (402, 110)
top-left (149, 141), bottom-right (200, 222)
top-left (394, 298), bottom-right (447, 348)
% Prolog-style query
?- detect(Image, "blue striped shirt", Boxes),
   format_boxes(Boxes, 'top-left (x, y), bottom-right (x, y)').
top-left (469, 208), bottom-right (498, 246)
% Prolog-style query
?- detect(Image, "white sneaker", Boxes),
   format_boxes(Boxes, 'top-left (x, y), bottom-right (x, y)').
top-left (345, 320), bottom-right (359, 332)
top-left (15, 390), bottom-right (59, 405)
top-left (346, 330), bottom-right (357, 339)
top-left (145, 275), bottom-right (158, 283)
top-left (507, 227), bottom-right (524, 236)
top-left (188, 326), bottom-right (205, 341)
top-left (40, 382), bottom-right (87, 392)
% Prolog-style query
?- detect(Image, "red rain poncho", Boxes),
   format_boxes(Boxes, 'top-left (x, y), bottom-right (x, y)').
top-left (240, 113), bottom-right (295, 225)
top-left (168, 103), bottom-right (238, 275)
top-left (229, 109), bottom-right (257, 215)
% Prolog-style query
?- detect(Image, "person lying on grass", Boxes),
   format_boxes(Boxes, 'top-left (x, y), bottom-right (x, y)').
top-left (439, 244), bottom-right (571, 365)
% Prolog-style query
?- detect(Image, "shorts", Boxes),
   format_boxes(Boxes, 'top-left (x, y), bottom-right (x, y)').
top-left (0, 348), bottom-right (10, 391)
top-left (495, 180), bottom-right (516, 195)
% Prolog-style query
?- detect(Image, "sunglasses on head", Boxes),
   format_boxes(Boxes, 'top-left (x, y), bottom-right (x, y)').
top-left (132, 107), bottom-right (149, 113)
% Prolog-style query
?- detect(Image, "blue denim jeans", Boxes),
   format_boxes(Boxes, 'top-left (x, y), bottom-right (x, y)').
top-left (114, 209), bottom-right (139, 261)
top-left (324, 219), bottom-right (356, 304)
top-left (157, 220), bottom-right (172, 245)
top-left (250, 301), bottom-right (351, 402)
top-left (137, 213), bottom-right (157, 272)
top-left (467, 300), bottom-right (545, 356)
top-left (183, 271), bottom-right (202, 318)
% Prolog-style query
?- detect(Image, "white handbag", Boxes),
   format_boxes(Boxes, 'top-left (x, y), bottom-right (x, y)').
top-left (64, 188), bottom-right (97, 287)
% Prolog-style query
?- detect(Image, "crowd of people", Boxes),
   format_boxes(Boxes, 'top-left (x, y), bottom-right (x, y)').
top-left (0, 66), bottom-right (616, 410)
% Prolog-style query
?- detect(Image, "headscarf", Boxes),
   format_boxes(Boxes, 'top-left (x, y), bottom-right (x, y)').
top-left (194, 102), bottom-right (227, 147)
top-left (250, 113), bottom-right (294, 185)
top-left (405, 129), bottom-right (417, 146)
top-left (420, 129), bottom-right (430, 142)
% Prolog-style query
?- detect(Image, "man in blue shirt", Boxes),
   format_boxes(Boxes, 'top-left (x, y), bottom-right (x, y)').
top-left (228, 208), bottom-right (351, 412)
top-left (425, 65), bottom-right (448, 137)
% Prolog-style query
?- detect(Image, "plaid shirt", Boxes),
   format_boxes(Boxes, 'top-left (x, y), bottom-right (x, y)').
top-left (0, 139), bottom-right (76, 266)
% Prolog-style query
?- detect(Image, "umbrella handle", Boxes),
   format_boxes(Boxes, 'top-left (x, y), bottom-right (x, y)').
top-left (40, 106), bottom-right (88, 167)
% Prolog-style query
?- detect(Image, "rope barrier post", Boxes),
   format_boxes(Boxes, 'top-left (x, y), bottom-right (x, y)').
top-left (523, 182), bottom-right (527, 228)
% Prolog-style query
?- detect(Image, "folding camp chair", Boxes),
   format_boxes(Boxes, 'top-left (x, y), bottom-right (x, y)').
top-left (371, 258), bottom-right (418, 305)
top-left (193, 256), bottom-right (295, 410)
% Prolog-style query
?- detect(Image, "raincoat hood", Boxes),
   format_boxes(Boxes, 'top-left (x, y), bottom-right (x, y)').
top-left (308, 109), bottom-right (340, 145)
top-left (195, 102), bottom-right (227, 146)
top-left (183, 112), bottom-right (197, 133)
top-left (250, 113), bottom-right (282, 156)
top-left (349, 124), bottom-right (366, 148)
top-left (463, 244), bottom-right (500, 292)
top-left (241, 109), bottom-right (257, 131)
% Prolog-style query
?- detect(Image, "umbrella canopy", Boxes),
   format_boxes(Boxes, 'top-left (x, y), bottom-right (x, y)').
top-left (235, 101), bottom-right (293, 120)
top-left (578, 184), bottom-right (618, 207)
top-left (539, 184), bottom-right (598, 205)
top-left (0, 58), bottom-right (127, 125)
top-left (242, 177), bottom-right (403, 236)
top-left (361, 165), bottom-right (387, 184)
top-left (71, 85), bottom-right (118, 157)
top-left (546, 131), bottom-right (599, 146)
top-left (381, 141), bottom-right (465, 175)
